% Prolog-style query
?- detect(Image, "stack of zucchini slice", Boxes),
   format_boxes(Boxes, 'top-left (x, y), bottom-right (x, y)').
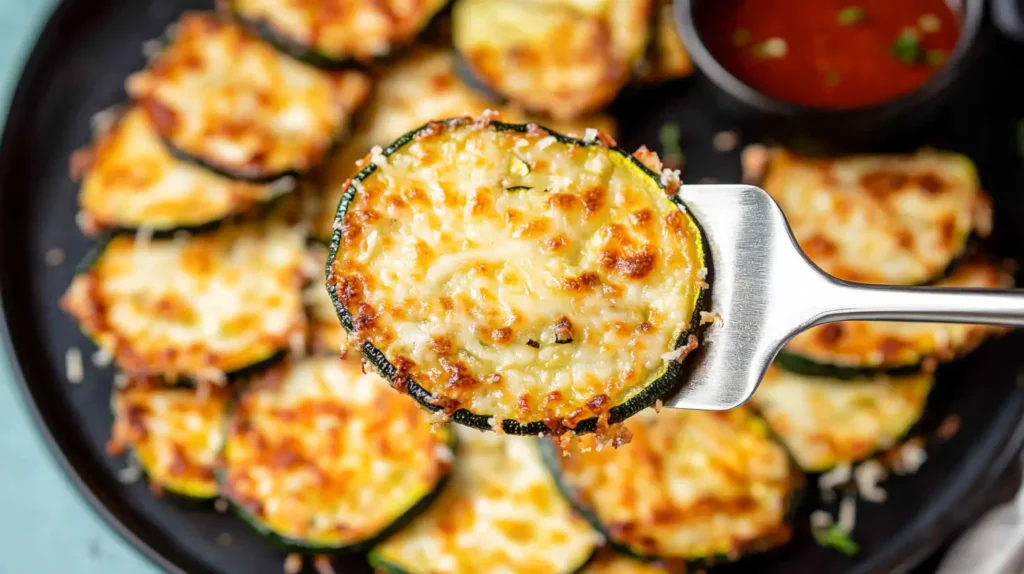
top-left (750, 150), bottom-right (1011, 472)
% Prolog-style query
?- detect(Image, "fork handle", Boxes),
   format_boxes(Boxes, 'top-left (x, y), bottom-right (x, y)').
top-left (818, 282), bottom-right (1024, 327)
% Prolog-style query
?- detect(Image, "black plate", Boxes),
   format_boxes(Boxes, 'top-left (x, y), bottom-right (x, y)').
top-left (2, 1), bottom-right (1024, 573)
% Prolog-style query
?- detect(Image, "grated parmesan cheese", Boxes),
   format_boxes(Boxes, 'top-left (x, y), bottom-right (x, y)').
top-left (837, 495), bottom-right (857, 533)
top-left (45, 248), bottom-right (65, 267)
top-left (818, 462), bottom-right (851, 494)
top-left (853, 459), bottom-right (888, 503)
top-left (65, 347), bottom-right (84, 384)
top-left (891, 441), bottom-right (928, 475)
top-left (810, 509), bottom-right (834, 529)
top-left (583, 128), bottom-right (598, 143)
top-left (91, 347), bottom-right (113, 368)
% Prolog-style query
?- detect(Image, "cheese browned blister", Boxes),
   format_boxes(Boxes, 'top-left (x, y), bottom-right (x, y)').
top-left (784, 259), bottom-right (1013, 370)
top-left (453, 0), bottom-right (652, 119)
top-left (110, 381), bottom-right (229, 499)
top-left (326, 117), bottom-right (707, 434)
top-left (546, 407), bottom-right (797, 561)
top-left (313, 48), bottom-right (616, 240)
top-left (763, 149), bottom-right (991, 285)
top-left (230, 0), bottom-right (450, 65)
top-left (751, 366), bottom-right (934, 472)
top-left (221, 357), bottom-right (454, 550)
top-left (370, 428), bottom-right (600, 573)
top-left (127, 12), bottom-right (371, 181)
top-left (76, 107), bottom-right (290, 233)
top-left (61, 219), bottom-right (306, 382)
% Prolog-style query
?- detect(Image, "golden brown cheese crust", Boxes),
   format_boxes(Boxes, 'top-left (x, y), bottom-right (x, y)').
top-left (552, 408), bottom-right (796, 560)
top-left (763, 150), bottom-right (991, 285)
top-left (327, 119), bottom-right (706, 430)
top-left (222, 357), bottom-right (453, 548)
top-left (453, 0), bottom-right (652, 119)
top-left (635, 0), bottom-right (693, 84)
top-left (61, 220), bottom-right (306, 381)
top-left (76, 107), bottom-right (284, 233)
top-left (371, 429), bottom-right (599, 573)
top-left (752, 366), bottom-right (933, 472)
top-left (583, 552), bottom-right (672, 574)
top-left (127, 13), bottom-right (371, 180)
top-left (109, 382), bottom-right (229, 498)
top-left (313, 49), bottom-right (617, 240)
top-left (785, 259), bottom-right (1012, 369)
top-left (231, 0), bottom-right (450, 63)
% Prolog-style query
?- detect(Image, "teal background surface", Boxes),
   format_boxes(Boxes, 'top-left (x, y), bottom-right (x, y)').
top-left (0, 1), bottom-right (158, 572)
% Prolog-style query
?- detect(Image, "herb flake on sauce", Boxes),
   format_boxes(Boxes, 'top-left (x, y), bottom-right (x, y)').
top-left (890, 28), bottom-right (922, 64)
top-left (837, 6), bottom-right (867, 26)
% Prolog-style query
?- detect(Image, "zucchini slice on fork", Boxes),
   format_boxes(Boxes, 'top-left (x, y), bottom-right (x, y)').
top-left (452, 0), bottom-right (652, 119)
top-left (220, 357), bottom-right (454, 552)
top-left (326, 116), bottom-right (709, 436)
top-left (127, 12), bottom-right (371, 182)
top-left (370, 429), bottom-right (600, 573)
top-left (109, 380), bottom-right (230, 500)
top-left (539, 407), bottom-right (800, 567)
top-left (75, 106), bottom-right (294, 235)
top-left (229, 0), bottom-right (451, 67)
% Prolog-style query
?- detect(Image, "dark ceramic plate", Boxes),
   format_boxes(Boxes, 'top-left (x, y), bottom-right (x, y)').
top-left (2, 1), bottom-right (1024, 573)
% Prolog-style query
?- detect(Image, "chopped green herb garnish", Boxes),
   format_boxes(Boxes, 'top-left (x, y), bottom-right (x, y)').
top-left (925, 49), bottom-right (946, 66)
top-left (825, 71), bottom-right (841, 86)
top-left (754, 37), bottom-right (788, 59)
top-left (919, 13), bottom-right (941, 33)
top-left (890, 28), bottom-right (922, 64)
top-left (659, 123), bottom-right (685, 169)
top-left (1017, 119), bottom-right (1024, 159)
top-left (732, 29), bottom-right (751, 47)
top-left (837, 6), bottom-right (867, 26)
top-left (813, 525), bottom-right (860, 556)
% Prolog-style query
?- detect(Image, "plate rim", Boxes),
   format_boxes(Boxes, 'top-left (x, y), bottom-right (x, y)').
top-left (0, 2), bottom-right (1022, 574)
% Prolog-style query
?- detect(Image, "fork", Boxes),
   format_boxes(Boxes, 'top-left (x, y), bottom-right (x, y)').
top-left (665, 184), bottom-right (1024, 411)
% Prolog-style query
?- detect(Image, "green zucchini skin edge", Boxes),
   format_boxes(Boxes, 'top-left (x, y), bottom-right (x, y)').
top-left (162, 135), bottom-right (342, 185)
top-left (536, 438), bottom-right (805, 568)
top-left (229, 1), bottom-right (452, 70)
top-left (773, 351), bottom-right (926, 381)
top-left (368, 543), bottom-right (597, 574)
top-left (217, 395), bottom-right (458, 554)
top-left (325, 117), bottom-right (712, 436)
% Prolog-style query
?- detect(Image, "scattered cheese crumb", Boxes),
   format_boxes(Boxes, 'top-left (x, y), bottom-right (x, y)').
top-left (583, 128), bottom-right (598, 143)
top-left (45, 248), bottom-right (65, 267)
top-left (116, 458), bottom-right (142, 484)
top-left (91, 348), bottom-right (113, 368)
top-left (536, 135), bottom-right (556, 151)
top-left (837, 495), bottom-right (857, 532)
top-left (854, 459), bottom-right (888, 503)
top-left (65, 347), bottom-right (84, 384)
top-left (369, 145), bottom-right (388, 169)
top-left (810, 509), bottom-right (834, 529)
top-left (283, 553), bottom-right (302, 574)
top-left (891, 441), bottom-right (927, 475)
top-left (113, 373), bottom-right (128, 389)
top-left (313, 556), bottom-right (336, 574)
top-left (142, 39), bottom-right (163, 60)
top-left (660, 168), bottom-right (682, 195)
top-left (819, 462), bottom-right (851, 494)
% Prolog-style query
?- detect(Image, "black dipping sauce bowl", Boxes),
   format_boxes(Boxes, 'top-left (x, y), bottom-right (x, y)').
top-left (674, 0), bottom-right (986, 150)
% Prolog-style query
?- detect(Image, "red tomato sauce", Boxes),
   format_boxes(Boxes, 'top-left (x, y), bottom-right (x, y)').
top-left (696, 0), bottom-right (961, 109)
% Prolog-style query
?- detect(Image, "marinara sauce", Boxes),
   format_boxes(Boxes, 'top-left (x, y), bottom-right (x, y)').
top-left (696, 0), bottom-right (961, 109)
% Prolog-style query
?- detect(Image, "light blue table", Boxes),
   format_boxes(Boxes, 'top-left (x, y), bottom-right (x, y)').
top-left (0, 2), bottom-right (158, 572)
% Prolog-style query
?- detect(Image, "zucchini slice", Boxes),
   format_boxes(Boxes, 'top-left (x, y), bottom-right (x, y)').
top-left (325, 117), bottom-right (709, 435)
top-left (109, 381), bottom-right (229, 499)
top-left (370, 428), bottom-right (600, 573)
top-left (539, 407), bottom-right (799, 565)
top-left (126, 12), bottom-right (371, 182)
top-left (452, 0), bottom-right (652, 119)
top-left (75, 106), bottom-right (293, 234)
top-left (230, 0), bottom-right (450, 67)
top-left (763, 149), bottom-right (992, 285)
top-left (750, 366), bottom-right (934, 472)
top-left (584, 552), bottom-right (672, 574)
top-left (312, 48), bottom-right (616, 241)
top-left (221, 357), bottom-right (454, 552)
top-left (305, 244), bottom-right (348, 354)
top-left (780, 259), bottom-right (1013, 378)
top-left (61, 220), bottom-right (306, 382)
top-left (635, 0), bottom-right (693, 84)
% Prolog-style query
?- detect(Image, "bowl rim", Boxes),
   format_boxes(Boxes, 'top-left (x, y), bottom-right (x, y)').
top-left (674, 0), bottom-right (986, 118)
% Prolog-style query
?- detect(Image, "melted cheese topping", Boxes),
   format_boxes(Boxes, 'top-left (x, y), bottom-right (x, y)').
top-left (313, 49), bottom-right (617, 240)
top-left (126, 13), bottom-right (371, 180)
top-left (78, 107), bottom-right (285, 232)
top-left (636, 0), bottom-right (693, 84)
top-left (328, 119), bottom-right (706, 429)
top-left (61, 220), bottom-right (306, 381)
top-left (306, 244), bottom-right (348, 354)
top-left (222, 357), bottom-right (452, 548)
top-left (371, 429), bottom-right (599, 573)
top-left (110, 383), bottom-right (228, 498)
top-left (584, 553), bottom-right (670, 574)
top-left (453, 0), bottom-right (651, 119)
top-left (785, 259), bottom-right (1012, 369)
top-left (552, 408), bottom-right (795, 560)
top-left (232, 0), bottom-right (449, 63)
top-left (763, 150), bottom-right (991, 284)
top-left (752, 366), bottom-right (933, 472)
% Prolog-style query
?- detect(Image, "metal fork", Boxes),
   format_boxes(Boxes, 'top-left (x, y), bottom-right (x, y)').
top-left (664, 184), bottom-right (1024, 411)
